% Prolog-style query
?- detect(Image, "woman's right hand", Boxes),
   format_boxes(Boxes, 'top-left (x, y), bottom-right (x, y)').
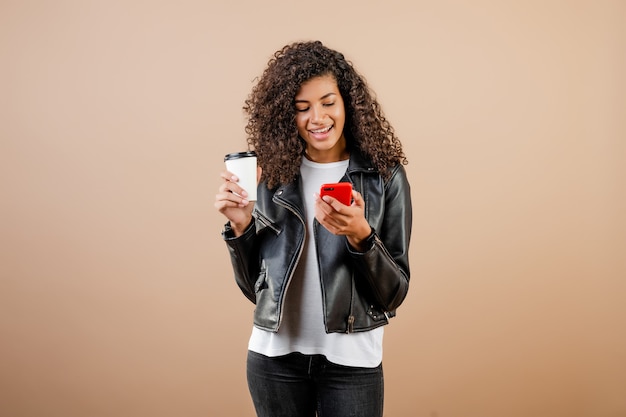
top-left (214, 168), bottom-right (260, 236)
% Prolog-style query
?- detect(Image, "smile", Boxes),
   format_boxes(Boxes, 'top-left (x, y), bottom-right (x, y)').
top-left (310, 126), bottom-right (332, 134)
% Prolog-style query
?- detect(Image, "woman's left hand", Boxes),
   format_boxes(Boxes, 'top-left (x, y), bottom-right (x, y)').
top-left (315, 189), bottom-right (372, 251)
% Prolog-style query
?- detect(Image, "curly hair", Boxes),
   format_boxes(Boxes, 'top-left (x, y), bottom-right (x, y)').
top-left (243, 40), bottom-right (407, 189)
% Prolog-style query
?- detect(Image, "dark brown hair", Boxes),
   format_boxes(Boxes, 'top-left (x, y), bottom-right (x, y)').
top-left (244, 40), bottom-right (407, 189)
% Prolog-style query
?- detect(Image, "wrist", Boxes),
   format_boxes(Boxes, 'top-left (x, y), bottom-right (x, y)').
top-left (229, 217), bottom-right (253, 237)
top-left (348, 225), bottom-right (374, 252)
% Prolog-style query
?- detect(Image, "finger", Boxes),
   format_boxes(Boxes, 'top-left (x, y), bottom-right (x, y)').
top-left (220, 170), bottom-right (239, 182)
top-left (214, 195), bottom-right (249, 212)
top-left (316, 202), bottom-right (348, 233)
top-left (220, 178), bottom-right (249, 199)
top-left (323, 195), bottom-right (348, 213)
top-left (216, 183), bottom-right (251, 207)
top-left (316, 193), bottom-right (337, 216)
top-left (351, 190), bottom-right (364, 207)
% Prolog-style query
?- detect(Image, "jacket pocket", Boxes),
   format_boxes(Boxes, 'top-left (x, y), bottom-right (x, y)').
top-left (366, 304), bottom-right (391, 323)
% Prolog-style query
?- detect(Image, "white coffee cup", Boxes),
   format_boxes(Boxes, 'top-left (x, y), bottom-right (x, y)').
top-left (224, 151), bottom-right (257, 201)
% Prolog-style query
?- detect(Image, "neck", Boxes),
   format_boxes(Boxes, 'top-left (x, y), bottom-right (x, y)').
top-left (304, 149), bottom-right (350, 163)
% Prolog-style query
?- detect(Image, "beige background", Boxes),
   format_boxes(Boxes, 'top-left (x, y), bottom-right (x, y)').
top-left (1, 1), bottom-right (625, 416)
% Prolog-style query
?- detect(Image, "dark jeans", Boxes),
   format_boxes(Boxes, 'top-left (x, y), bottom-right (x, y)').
top-left (246, 350), bottom-right (384, 417)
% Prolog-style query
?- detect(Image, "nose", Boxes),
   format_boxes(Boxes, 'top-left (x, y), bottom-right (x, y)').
top-left (310, 104), bottom-right (325, 123)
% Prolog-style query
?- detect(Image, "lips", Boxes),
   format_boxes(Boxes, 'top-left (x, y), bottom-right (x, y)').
top-left (310, 126), bottom-right (332, 134)
top-left (309, 125), bottom-right (333, 140)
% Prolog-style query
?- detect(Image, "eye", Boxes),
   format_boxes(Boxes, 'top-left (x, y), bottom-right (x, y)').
top-left (323, 102), bottom-right (335, 107)
top-left (295, 107), bottom-right (309, 113)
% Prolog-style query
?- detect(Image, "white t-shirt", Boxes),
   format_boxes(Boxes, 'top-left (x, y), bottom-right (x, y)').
top-left (248, 157), bottom-right (384, 368)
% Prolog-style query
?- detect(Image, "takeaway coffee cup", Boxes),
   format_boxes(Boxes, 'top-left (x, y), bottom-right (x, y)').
top-left (224, 151), bottom-right (257, 201)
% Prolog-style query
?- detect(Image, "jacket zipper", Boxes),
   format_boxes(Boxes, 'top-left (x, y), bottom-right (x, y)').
top-left (273, 197), bottom-right (306, 330)
top-left (344, 172), bottom-right (363, 334)
top-left (346, 271), bottom-right (356, 333)
top-left (253, 210), bottom-right (281, 235)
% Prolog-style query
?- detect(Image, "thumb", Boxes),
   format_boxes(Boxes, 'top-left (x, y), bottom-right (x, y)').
top-left (351, 190), bottom-right (364, 207)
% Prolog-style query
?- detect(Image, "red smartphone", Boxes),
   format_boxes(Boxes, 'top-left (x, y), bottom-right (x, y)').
top-left (320, 182), bottom-right (352, 206)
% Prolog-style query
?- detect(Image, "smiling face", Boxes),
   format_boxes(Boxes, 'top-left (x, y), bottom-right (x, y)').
top-left (295, 74), bottom-right (348, 163)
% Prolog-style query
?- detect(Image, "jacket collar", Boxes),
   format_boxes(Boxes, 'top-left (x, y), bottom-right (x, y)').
top-left (346, 149), bottom-right (377, 175)
top-left (271, 178), bottom-right (305, 219)
top-left (271, 150), bottom-right (376, 214)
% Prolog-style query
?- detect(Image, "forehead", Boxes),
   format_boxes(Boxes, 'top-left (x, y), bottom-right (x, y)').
top-left (295, 75), bottom-right (339, 99)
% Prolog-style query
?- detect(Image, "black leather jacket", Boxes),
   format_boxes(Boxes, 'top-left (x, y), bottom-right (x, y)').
top-left (222, 151), bottom-right (412, 333)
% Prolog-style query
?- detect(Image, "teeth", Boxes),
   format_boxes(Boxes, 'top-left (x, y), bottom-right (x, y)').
top-left (311, 126), bottom-right (331, 133)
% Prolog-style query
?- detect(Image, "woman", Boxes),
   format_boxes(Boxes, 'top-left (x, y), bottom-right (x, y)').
top-left (215, 40), bottom-right (412, 417)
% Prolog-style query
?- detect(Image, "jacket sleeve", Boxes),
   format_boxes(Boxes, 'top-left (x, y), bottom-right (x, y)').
top-left (348, 164), bottom-right (412, 312)
top-left (222, 220), bottom-right (260, 304)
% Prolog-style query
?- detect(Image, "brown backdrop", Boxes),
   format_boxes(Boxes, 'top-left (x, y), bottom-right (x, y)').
top-left (1, 1), bottom-right (625, 416)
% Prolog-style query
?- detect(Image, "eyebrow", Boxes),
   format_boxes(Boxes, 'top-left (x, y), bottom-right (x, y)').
top-left (294, 92), bottom-right (337, 103)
